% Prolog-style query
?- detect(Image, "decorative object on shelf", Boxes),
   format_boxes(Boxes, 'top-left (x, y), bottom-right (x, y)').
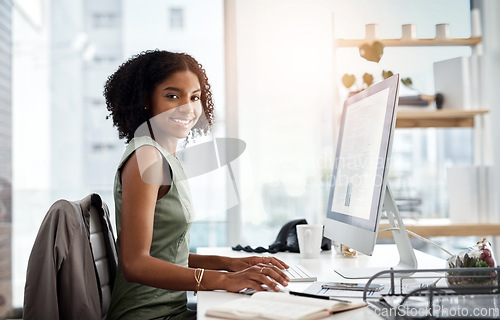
top-left (365, 23), bottom-right (379, 39)
top-left (341, 73), bottom-right (355, 89)
top-left (362, 73), bottom-right (374, 86)
top-left (383, 70), bottom-right (443, 108)
top-left (341, 72), bottom-right (374, 96)
top-left (359, 41), bottom-right (384, 63)
top-left (435, 23), bottom-right (450, 39)
top-left (401, 24), bottom-right (416, 40)
top-left (342, 70), bottom-right (442, 108)
top-left (342, 70), bottom-right (442, 107)
top-left (357, 23), bottom-right (385, 63)
top-left (398, 94), bottom-right (443, 108)
top-left (400, 77), bottom-right (414, 90)
top-left (382, 70), bottom-right (393, 79)
top-left (433, 55), bottom-right (482, 110)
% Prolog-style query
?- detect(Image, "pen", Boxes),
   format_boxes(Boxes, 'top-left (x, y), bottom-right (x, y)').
top-left (289, 291), bottom-right (352, 303)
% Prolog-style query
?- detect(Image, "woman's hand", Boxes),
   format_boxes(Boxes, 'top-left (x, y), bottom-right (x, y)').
top-left (226, 256), bottom-right (289, 272)
top-left (220, 264), bottom-right (290, 293)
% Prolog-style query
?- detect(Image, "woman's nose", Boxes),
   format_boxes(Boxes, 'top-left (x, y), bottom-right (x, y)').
top-left (177, 101), bottom-right (194, 114)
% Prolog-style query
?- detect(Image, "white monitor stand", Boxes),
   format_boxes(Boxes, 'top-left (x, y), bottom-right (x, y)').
top-left (335, 185), bottom-right (418, 279)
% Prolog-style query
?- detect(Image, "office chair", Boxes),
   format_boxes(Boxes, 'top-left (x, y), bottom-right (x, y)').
top-left (24, 193), bottom-right (117, 320)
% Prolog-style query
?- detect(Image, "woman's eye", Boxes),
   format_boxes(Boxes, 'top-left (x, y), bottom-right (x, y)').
top-left (191, 96), bottom-right (200, 101)
top-left (166, 94), bottom-right (179, 99)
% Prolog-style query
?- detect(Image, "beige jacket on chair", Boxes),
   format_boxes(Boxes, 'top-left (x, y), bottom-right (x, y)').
top-left (23, 194), bottom-right (117, 320)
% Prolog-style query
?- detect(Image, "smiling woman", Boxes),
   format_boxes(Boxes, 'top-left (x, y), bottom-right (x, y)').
top-left (103, 50), bottom-right (291, 320)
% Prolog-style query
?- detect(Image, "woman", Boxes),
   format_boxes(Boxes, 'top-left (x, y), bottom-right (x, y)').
top-left (104, 50), bottom-right (289, 320)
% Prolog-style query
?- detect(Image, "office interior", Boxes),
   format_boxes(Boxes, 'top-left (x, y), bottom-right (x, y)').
top-left (1, 0), bottom-right (500, 317)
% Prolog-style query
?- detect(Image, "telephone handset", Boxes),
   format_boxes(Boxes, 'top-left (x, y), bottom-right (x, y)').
top-left (232, 219), bottom-right (331, 253)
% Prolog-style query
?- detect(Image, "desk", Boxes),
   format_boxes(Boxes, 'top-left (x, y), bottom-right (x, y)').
top-left (196, 245), bottom-right (445, 319)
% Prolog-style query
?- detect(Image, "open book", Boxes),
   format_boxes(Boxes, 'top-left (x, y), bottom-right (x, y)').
top-left (205, 291), bottom-right (366, 320)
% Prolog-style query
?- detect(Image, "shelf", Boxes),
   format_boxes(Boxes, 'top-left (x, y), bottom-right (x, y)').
top-left (378, 219), bottom-right (500, 239)
top-left (396, 109), bottom-right (488, 128)
top-left (336, 37), bottom-right (482, 48)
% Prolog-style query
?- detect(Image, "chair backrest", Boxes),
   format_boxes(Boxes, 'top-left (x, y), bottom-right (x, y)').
top-left (88, 194), bottom-right (118, 319)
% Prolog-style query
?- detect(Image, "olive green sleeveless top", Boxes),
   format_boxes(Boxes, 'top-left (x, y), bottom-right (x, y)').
top-left (108, 136), bottom-right (194, 320)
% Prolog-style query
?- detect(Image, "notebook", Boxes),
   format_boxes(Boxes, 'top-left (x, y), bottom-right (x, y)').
top-left (205, 292), bottom-right (366, 320)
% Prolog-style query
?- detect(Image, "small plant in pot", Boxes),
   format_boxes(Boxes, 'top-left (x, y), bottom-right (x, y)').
top-left (446, 238), bottom-right (498, 290)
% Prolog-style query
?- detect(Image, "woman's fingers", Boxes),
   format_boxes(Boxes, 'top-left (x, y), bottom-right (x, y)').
top-left (254, 265), bottom-right (289, 290)
top-left (224, 262), bottom-right (291, 293)
top-left (256, 263), bottom-right (290, 283)
top-left (258, 256), bottom-right (289, 269)
top-left (270, 257), bottom-right (289, 269)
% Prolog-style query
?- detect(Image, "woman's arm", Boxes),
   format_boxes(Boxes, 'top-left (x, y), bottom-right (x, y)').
top-left (119, 146), bottom-right (289, 293)
top-left (120, 146), bottom-right (197, 290)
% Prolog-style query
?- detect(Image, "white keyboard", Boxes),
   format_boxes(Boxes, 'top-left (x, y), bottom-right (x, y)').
top-left (239, 265), bottom-right (317, 295)
top-left (284, 264), bottom-right (317, 282)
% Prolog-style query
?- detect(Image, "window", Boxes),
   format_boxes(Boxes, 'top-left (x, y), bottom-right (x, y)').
top-left (12, 0), bottom-right (225, 308)
top-left (169, 7), bottom-right (184, 30)
top-left (92, 12), bottom-right (119, 28)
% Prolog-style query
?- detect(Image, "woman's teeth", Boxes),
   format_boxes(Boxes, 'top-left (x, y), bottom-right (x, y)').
top-left (171, 118), bottom-right (191, 125)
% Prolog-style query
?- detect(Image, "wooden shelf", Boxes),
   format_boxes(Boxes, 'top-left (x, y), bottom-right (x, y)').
top-left (335, 34), bottom-right (491, 240)
top-left (396, 109), bottom-right (488, 128)
top-left (337, 37), bottom-right (482, 48)
top-left (378, 219), bottom-right (500, 239)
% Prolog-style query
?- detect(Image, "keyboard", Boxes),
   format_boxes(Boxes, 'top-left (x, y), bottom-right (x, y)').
top-left (283, 264), bottom-right (317, 282)
top-left (239, 265), bottom-right (317, 295)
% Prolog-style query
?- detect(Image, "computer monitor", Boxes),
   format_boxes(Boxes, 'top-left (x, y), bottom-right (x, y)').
top-left (324, 74), bottom-right (418, 279)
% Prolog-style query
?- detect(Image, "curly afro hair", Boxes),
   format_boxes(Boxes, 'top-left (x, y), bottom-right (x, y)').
top-left (104, 50), bottom-right (215, 143)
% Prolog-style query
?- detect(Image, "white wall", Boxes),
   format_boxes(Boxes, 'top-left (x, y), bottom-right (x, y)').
top-left (481, 1), bottom-right (500, 223)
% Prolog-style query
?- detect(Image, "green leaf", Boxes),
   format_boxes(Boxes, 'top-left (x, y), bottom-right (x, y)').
top-left (401, 77), bottom-right (413, 88)
top-left (476, 260), bottom-right (489, 268)
top-left (382, 70), bottom-right (394, 79)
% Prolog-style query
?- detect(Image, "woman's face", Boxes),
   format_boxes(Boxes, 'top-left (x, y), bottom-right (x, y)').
top-left (149, 70), bottom-right (203, 141)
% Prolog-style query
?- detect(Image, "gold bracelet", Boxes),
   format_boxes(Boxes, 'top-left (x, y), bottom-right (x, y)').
top-left (193, 268), bottom-right (205, 296)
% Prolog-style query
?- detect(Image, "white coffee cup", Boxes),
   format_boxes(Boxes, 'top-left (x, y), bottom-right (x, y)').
top-left (296, 225), bottom-right (323, 259)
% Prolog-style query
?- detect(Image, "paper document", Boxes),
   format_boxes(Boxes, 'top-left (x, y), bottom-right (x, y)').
top-left (304, 281), bottom-right (386, 299)
top-left (303, 279), bottom-right (440, 299)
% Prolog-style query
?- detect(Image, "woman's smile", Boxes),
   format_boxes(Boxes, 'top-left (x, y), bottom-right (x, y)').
top-left (169, 116), bottom-right (195, 127)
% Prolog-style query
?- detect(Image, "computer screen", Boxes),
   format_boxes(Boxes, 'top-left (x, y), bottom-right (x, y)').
top-left (324, 74), bottom-right (417, 279)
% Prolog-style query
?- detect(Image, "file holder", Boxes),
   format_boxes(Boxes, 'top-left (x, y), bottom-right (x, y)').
top-left (362, 267), bottom-right (500, 319)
